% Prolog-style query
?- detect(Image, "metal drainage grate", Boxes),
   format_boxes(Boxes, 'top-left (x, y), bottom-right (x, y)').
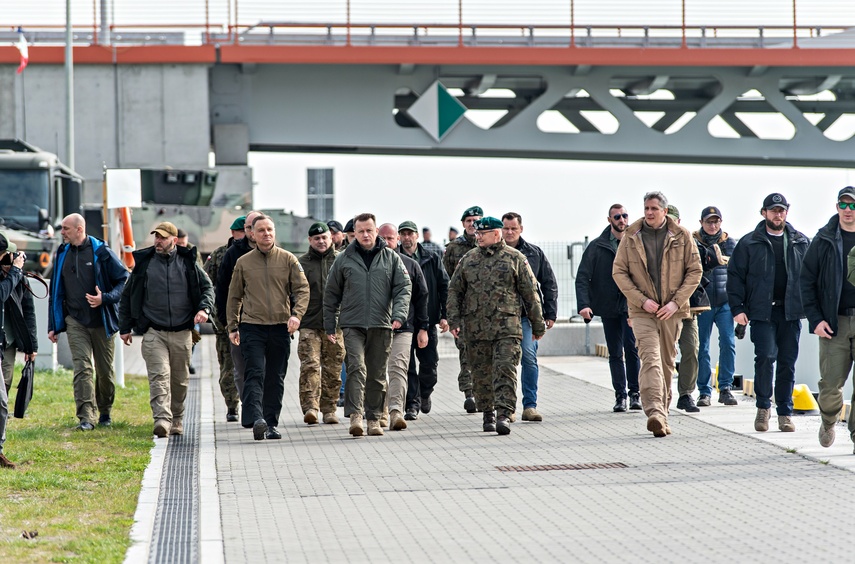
top-left (149, 362), bottom-right (202, 564)
top-left (496, 463), bottom-right (629, 472)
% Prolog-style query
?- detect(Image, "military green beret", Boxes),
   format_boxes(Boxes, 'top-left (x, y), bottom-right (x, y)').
top-left (666, 205), bottom-right (680, 220)
top-left (229, 216), bottom-right (246, 230)
top-left (398, 220), bottom-right (418, 233)
top-left (308, 222), bottom-right (329, 236)
top-left (474, 216), bottom-right (503, 231)
top-left (461, 206), bottom-right (483, 220)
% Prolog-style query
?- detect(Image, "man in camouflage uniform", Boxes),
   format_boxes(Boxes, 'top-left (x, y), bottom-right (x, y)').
top-left (298, 222), bottom-right (346, 425)
top-left (448, 216), bottom-right (545, 436)
top-left (442, 205), bottom-right (483, 413)
top-left (203, 216), bottom-right (245, 422)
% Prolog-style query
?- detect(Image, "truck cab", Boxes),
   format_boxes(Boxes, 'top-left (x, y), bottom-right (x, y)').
top-left (0, 140), bottom-right (82, 274)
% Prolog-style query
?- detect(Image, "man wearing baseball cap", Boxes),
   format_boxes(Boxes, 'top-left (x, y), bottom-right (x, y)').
top-left (119, 220), bottom-right (214, 438)
top-left (801, 186), bottom-right (855, 451)
top-left (728, 193), bottom-right (809, 433)
top-left (327, 220), bottom-right (347, 251)
top-left (694, 206), bottom-right (739, 408)
top-left (442, 205), bottom-right (483, 412)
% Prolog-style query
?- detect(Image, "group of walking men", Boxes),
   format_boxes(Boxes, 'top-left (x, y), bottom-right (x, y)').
top-left (577, 188), bottom-right (855, 451)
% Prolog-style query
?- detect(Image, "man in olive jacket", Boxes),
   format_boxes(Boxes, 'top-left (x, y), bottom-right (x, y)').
top-left (323, 213), bottom-right (411, 438)
top-left (297, 222), bottom-right (345, 426)
top-left (227, 214), bottom-right (310, 441)
top-left (612, 192), bottom-right (702, 438)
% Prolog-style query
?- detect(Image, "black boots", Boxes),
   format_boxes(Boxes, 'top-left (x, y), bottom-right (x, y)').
top-left (483, 411), bottom-right (496, 432)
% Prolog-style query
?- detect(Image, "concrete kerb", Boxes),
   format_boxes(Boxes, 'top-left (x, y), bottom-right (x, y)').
top-left (124, 437), bottom-right (168, 563)
top-left (199, 346), bottom-right (224, 564)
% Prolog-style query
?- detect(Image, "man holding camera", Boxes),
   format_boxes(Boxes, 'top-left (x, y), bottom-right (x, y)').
top-left (0, 234), bottom-right (25, 468)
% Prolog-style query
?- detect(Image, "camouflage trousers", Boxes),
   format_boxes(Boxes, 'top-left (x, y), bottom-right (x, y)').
top-left (298, 328), bottom-right (345, 414)
top-left (215, 332), bottom-right (240, 410)
top-left (466, 337), bottom-right (522, 418)
top-left (455, 335), bottom-right (472, 393)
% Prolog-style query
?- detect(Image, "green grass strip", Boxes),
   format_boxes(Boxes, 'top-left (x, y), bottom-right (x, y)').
top-left (0, 365), bottom-right (153, 563)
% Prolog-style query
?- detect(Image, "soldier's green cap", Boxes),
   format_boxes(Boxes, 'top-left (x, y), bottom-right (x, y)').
top-left (229, 216), bottom-right (246, 230)
top-left (667, 205), bottom-right (680, 220)
top-left (308, 222), bottom-right (329, 236)
top-left (461, 206), bottom-right (483, 220)
top-left (474, 216), bottom-right (503, 231)
top-left (398, 220), bottom-right (418, 233)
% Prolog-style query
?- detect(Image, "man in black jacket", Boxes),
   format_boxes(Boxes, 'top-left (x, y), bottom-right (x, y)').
top-left (398, 221), bottom-right (449, 420)
top-left (379, 224), bottom-right (428, 431)
top-left (215, 210), bottom-right (261, 396)
top-left (576, 204), bottom-right (641, 412)
top-left (0, 237), bottom-right (25, 469)
top-left (119, 222), bottom-right (214, 438)
top-left (728, 193), bottom-right (808, 434)
top-left (501, 212), bottom-right (557, 422)
top-left (1, 248), bottom-right (38, 394)
top-left (801, 186), bottom-right (855, 451)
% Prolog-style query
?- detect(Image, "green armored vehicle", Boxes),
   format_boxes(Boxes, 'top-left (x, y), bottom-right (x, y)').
top-left (126, 169), bottom-right (315, 258)
top-left (0, 140), bottom-right (82, 275)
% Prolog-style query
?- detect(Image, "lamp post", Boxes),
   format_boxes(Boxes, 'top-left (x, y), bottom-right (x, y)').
top-left (65, 0), bottom-right (74, 169)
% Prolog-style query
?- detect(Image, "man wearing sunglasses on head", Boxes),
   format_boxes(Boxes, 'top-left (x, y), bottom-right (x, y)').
top-left (728, 193), bottom-right (808, 434)
top-left (801, 186), bottom-right (855, 452)
top-left (576, 204), bottom-right (641, 413)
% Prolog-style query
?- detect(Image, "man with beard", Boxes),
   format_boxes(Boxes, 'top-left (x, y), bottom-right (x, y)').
top-left (576, 204), bottom-right (641, 412)
top-left (327, 220), bottom-right (347, 251)
top-left (728, 193), bottom-right (808, 433)
top-left (119, 222), bottom-right (214, 438)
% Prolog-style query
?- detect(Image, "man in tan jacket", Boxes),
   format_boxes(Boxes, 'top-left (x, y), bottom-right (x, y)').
top-left (227, 214), bottom-right (310, 440)
top-left (613, 192), bottom-right (702, 437)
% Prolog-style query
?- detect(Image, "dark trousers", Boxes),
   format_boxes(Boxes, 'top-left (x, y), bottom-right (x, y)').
top-left (405, 325), bottom-right (439, 410)
top-left (749, 306), bottom-right (800, 416)
top-left (240, 323), bottom-right (290, 427)
top-left (602, 314), bottom-right (640, 399)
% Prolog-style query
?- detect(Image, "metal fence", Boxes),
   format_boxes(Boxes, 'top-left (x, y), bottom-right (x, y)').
top-left (2, 1), bottom-right (853, 48)
top-left (530, 240), bottom-right (588, 321)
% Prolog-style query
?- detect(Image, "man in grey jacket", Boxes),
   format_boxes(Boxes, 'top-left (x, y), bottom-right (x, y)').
top-left (324, 213), bottom-right (412, 437)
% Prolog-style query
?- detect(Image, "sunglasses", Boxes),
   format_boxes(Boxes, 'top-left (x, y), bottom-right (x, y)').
top-left (839, 202), bottom-right (855, 210)
top-left (612, 213), bottom-right (629, 221)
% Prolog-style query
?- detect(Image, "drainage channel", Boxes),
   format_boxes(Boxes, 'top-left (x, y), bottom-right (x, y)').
top-left (148, 372), bottom-right (201, 564)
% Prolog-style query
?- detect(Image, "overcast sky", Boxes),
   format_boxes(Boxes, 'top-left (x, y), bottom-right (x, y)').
top-left (249, 151), bottom-right (855, 245)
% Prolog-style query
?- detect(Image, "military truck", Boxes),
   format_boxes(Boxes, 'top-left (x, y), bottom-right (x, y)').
top-left (112, 169), bottom-right (316, 258)
top-left (0, 139), bottom-right (82, 275)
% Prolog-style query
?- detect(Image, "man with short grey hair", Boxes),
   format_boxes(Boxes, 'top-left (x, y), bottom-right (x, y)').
top-left (613, 192), bottom-right (702, 437)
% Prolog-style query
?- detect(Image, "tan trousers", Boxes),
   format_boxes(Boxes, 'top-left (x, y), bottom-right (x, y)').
top-left (141, 328), bottom-right (192, 423)
top-left (632, 316), bottom-right (683, 421)
top-left (385, 331), bottom-right (412, 413)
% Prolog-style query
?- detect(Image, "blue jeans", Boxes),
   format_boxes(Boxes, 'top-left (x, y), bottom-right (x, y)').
top-left (521, 317), bottom-right (539, 409)
top-left (749, 307), bottom-right (800, 416)
top-left (601, 314), bottom-right (640, 398)
top-left (697, 304), bottom-right (736, 396)
top-left (339, 363), bottom-right (346, 394)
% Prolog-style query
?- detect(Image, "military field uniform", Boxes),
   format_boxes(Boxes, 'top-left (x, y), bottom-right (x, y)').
top-left (204, 240), bottom-right (240, 412)
top-left (298, 245), bottom-right (346, 417)
top-left (442, 232), bottom-right (478, 394)
top-left (447, 240), bottom-right (545, 420)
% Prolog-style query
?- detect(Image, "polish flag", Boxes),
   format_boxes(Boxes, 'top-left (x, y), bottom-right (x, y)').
top-left (15, 28), bottom-right (28, 74)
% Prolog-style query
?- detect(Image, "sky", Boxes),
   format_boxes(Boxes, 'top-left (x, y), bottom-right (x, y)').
top-left (249, 151), bottom-right (855, 245)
